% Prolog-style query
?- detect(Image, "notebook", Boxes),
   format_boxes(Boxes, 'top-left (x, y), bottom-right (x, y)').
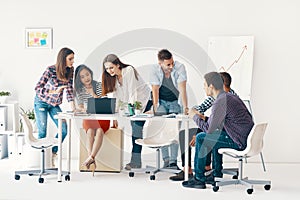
top-left (87, 97), bottom-right (116, 114)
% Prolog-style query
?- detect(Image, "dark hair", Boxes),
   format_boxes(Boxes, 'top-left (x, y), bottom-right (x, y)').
top-left (56, 47), bottom-right (74, 82)
top-left (74, 64), bottom-right (97, 95)
top-left (157, 49), bottom-right (172, 61)
top-left (101, 54), bottom-right (139, 96)
top-left (219, 72), bottom-right (232, 88)
top-left (204, 72), bottom-right (224, 90)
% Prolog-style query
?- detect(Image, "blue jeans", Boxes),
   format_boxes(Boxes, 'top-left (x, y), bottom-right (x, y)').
top-left (34, 95), bottom-right (68, 153)
top-left (194, 130), bottom-right (240, 182)
top-left (129, 100), bottom-right (153, 164)
top-left (158, 99), bottom-right (181, 164)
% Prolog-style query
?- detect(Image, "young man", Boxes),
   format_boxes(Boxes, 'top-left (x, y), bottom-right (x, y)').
top-left (170, 72), bottom-right (238, 181)
top-left (182, 71), bottom-right (254, 189)
top-left (150, 49), bottom-right (188, 169)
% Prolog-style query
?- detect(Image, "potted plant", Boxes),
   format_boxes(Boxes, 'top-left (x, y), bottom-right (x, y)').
top-left (20, 107), bottom-right (37, 132)
top-left (117, 100), bottom-right (128, 116)
top-left (0, 91), bottom-right (11, 104)
top-left (134, 101), bottom-right (142, 115)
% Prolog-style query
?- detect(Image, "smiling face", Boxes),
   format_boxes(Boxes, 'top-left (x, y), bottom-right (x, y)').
top-left (159, 57), bottom-right (174, 73)
top-left (104, 62), bottom-right (121, 76)
top-left (79, 68), bottom-right (92, 87)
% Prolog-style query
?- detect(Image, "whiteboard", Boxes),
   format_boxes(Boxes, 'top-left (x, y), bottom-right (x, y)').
top-left (208, 36), bottom-right (254, 100)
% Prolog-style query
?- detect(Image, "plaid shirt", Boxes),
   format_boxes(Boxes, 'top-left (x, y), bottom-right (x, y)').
top-left (35, 65), bottom-right (74, 106)
top-left (192, 89), bottom-right (237, 114)
top-left (193, 91), bottom-right (254, 149)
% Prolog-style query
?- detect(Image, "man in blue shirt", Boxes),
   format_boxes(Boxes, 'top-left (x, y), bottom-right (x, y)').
top-left (182, 71), bottom-right (254, 189)
top-left (150, 49), bottom-right (188, 169)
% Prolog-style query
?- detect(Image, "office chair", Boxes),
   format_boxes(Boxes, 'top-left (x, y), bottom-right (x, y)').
top-left (243, 100), bottom-right (267, 172)
top-left (14, 113), bottom-right (70, 183)
top-left (213, 123), bottom-right (271, 194)
top-left (128, 119), bottom-right (181, 180)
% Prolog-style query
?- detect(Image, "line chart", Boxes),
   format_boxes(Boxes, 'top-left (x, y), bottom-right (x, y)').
top-left (219, 45), bottom-right (247, 72)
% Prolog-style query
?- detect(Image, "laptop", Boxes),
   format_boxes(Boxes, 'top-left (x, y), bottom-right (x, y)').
top-left (87, 97), bottom-right (116, 114)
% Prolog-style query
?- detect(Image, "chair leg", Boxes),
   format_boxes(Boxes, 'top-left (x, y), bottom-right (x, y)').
top-left (128, 148), bottom-right (181, 179)
top-left (260, 152), bottom-right (267, 172)
top-left (14, 148), bottom-right (68, 182)
top-left (214, 157), bottom-right (271, 193)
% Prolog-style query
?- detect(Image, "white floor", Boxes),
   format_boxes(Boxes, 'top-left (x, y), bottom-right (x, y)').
top-left (1, 157), bottom-right (300, 200)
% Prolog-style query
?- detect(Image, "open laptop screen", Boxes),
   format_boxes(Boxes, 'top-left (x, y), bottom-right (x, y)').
top-left (87, 97), bottom-right (116, 114)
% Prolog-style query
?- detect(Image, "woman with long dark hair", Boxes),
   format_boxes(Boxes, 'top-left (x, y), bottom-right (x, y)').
top-left (34, 47), bottom-right (75, 167)
top-left (102, 54), bottom-right (152, 170)
top-left (74, 64), bottom-right (110, 176)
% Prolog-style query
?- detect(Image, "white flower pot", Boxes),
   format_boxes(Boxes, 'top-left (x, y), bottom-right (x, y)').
top-left (135, 109), bottom-right (141, 115)
top-left (0, 96), bottom-right (8, 104)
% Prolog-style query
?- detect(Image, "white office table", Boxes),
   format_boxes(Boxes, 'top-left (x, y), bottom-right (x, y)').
top-left (55, 113), bottom-right (119, 182)
top-left (55, 113), bottom-right (190, 182)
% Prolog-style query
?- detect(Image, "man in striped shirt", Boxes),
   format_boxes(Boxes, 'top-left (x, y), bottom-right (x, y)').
top-left (182, 72), bottom-right (254, 189)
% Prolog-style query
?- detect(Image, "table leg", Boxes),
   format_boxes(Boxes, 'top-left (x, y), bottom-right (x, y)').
top-left (184, 119), bottom-right (189, 181)
top-left (57, 118), bottom-right (62, 182)
top-left (67, 118), bottom-right (71, 173)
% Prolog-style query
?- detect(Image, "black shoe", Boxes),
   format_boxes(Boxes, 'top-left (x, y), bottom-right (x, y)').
top-left (169, 170), bottom-right (193, 181)
top-left (205, 173), bottom-right (221, 186)
top-left (164, 162), bottom-right (180, 170)
top-left (163, 160), bottom-right (169, 168)
top-left (124, 162), bottom-right (141, 170)
top-left (182, 177), bottom-right (206, 189)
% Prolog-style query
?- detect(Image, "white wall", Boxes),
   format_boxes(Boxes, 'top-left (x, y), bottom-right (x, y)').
top-left (0, 0), bottom-right (299, 163)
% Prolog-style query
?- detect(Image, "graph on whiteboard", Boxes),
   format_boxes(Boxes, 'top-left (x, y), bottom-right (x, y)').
top-left (208, 36), bottom-right (254, 100)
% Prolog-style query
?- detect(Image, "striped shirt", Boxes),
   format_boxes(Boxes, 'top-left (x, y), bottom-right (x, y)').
top-left (193, 91), bottom-right (254, 149)
top-left (35, 65), bottom-right (74, 106)
top-left (76, 81), bottom-right (102, 107)
top-left (192, 89), bottom-right (237, 113)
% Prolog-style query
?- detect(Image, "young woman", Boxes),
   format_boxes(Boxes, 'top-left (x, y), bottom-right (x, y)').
top-left (74, 64), bottom-right (110, 175)
top-left (34, 47), bottom-right (76, 167)
top-left (102, 54), bottom-right (152, 170)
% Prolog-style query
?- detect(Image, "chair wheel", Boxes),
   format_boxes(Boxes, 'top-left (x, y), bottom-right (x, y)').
top-left (38, 177), bottom-right (44, 183)
top-left (150, 175), bottom-right (155, 180)
top-left (213, 186), bottom-right (219, 192)
top-left (28, 173), bottom-right (34, 176)
top-left (232, 175), bottom-right (238, 179)
top-left (129, 172), bottom-right (134, 177)
top-left (247, 188), bottom-right (253, 194)
top-left (15, 174), bottom-right (20, 180)
top-left (264, 184), bottom-right (271, 190)
top-left (65, 175), bottom-right (70, 181)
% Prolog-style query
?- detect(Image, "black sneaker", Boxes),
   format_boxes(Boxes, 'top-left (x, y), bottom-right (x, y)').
top-left (205, 173), bottom-right (221, 186)
top-left (124, 162), bottom-right (141, 170)
top-left (169, 170), bottom-right (193, 181)
top-left (163, 160), bottom-right (170, 168)
top-left (182, 177), bottom-right (206, 189)
top-left (164, 162), bottom-right (180, 170)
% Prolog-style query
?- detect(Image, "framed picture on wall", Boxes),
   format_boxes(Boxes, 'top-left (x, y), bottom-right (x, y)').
top-left (25, 27), bottom-right (53, 49)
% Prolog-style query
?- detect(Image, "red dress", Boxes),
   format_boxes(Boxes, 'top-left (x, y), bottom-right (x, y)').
top-left (82, 120), bottom-right (110, 133)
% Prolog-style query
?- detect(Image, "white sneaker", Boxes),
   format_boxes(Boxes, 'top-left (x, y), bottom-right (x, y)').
top-left (52, 153), bottom-right (57, 168)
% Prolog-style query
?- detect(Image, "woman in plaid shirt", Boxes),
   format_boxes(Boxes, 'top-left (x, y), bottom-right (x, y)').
top-left (34, 47), bottom-right (76, 167)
